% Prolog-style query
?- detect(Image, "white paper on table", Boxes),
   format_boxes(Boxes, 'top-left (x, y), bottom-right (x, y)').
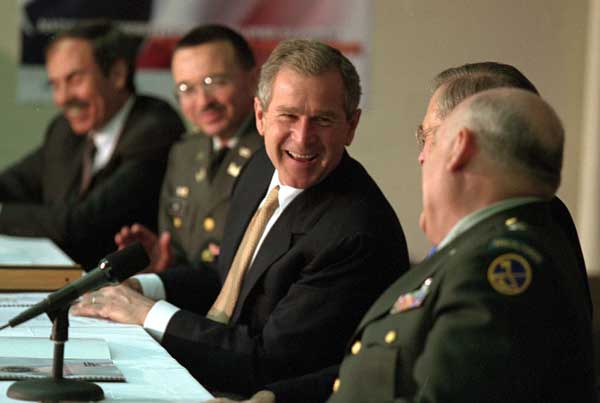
top-left (0, 235), bottom-right (74, 266)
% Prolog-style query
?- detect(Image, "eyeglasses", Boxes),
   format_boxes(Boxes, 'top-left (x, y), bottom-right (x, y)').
top-left (174, 75), bottom-right (231, 99)
top-left (415, 124), bottom-right (439, 149)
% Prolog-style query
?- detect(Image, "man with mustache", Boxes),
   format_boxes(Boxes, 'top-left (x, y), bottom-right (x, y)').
top-left (0, 21), bottom-right (184, 269)
top-left (73, 38), bottom-right (409, 396)
top-left (115, 24), bottom-right (263, 272)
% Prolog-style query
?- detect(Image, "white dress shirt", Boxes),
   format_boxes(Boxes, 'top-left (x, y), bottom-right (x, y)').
top-left (139, 170), bottom-right (304, 341)
top-left (89, 96), bottom-right (135, 173)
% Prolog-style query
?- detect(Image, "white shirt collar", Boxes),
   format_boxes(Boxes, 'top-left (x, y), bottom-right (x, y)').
top-left (89, 96), bottom-right (135, 173)
top-left (263, 170), bottom-right (304, 211)
top-left (211, 115), bottom-right (253, 151)
top-left (213, 135), bottom-right (239, 151)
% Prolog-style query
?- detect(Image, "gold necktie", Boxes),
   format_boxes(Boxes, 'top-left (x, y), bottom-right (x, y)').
top-left (207, 186), bottom-right (280, 324)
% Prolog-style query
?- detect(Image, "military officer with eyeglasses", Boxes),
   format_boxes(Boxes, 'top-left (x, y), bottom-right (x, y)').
top-left (115, 25), bottom-right (263, 271)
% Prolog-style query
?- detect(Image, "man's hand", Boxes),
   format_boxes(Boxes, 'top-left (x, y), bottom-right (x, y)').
top-left (71, 284), bottom-right (155, 325)
top-left (206, 391), bottom-right (276, 403)
top-left (115, 224), bottom-right (173, 273)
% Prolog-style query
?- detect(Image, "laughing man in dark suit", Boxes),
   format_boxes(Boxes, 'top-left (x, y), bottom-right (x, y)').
top-left (72, 39), bottom-right (410, 396)
top-left (0, 21), bottom-right (184, 269)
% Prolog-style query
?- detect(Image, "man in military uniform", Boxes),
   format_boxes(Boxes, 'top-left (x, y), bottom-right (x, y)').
top-left (323, 89), bottom-right (596, 402)
top-left (116, 25), bottom-right (263, 270)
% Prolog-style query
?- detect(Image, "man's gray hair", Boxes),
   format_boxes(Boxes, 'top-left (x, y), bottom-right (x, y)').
top-left (464, 91), bottom-right (564, 193)
top-left (256, 39), bottom-right (361, 119)
top-left (432, 62), bottom-right (539, 121)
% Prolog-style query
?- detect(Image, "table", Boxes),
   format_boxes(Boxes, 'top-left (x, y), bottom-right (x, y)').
top-left (0, 293), bottom-right (214, 402)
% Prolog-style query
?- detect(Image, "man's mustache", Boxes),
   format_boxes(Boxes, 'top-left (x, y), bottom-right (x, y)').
top-left (64, 99), bottom-right (88, 111)
top-left (201, 102), bottom-right (223, 113)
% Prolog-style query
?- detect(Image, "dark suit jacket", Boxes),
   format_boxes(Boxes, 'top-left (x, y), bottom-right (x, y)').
top-left (159, 117), bottom-right (263, 268)
top-left (0, 95), bottom-right (184, 269)
top-left (324, 200), bottom-right (595, 403)
top-left (158, 147), bottom-right (409, 395)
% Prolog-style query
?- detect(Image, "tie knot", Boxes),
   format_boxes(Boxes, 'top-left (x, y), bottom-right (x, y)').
top-left (263, 185), bottom-right (280, 212)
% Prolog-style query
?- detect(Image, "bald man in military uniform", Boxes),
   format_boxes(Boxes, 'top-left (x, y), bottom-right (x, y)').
top-left (116, 25), bottom-right (262, 270)
top-left (326, 89), bottom-right (596, 402)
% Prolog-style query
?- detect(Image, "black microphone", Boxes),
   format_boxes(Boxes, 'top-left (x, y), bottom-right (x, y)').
top-left (2, 242), bottom-right (149, 328)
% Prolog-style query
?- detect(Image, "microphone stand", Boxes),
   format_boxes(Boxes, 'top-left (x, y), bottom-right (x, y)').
top-left (6, 306), bottom-right (104, 402)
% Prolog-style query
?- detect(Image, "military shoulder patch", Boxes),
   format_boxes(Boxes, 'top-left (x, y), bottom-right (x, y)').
top-left (487, 253), bottom-right (532, 295)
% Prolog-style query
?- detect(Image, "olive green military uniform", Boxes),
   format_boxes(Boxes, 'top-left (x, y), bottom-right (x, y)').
top-left (328, 200), bottom-right (595, 403)
top-left (158, 117), bottom-right (263, 268)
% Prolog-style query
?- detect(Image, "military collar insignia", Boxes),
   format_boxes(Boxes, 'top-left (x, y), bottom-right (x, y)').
top-left (238, 147), bottom-right (252, 158)
top-left (195, 168), bottom-right (207, 183)
top-left (487, 253), bottom-right (532, 295)
top-left (505, 216), bottom-right (527, 231)
top-left (227, 162), bottom-right (241, 177)
top-left (390, 277), bottom-right (433, 314)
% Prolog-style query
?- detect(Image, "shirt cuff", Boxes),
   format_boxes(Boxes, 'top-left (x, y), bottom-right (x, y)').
top-left (134, 273), bottom-right (166, 300)
top-left (143, 300), bottom-right (179, 342)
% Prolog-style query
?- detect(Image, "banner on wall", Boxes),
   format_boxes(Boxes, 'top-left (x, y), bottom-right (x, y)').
top-left (19, 0), bottom-right (371, 106)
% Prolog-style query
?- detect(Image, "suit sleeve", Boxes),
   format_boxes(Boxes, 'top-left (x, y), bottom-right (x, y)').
top-left (0, 158), bottom-right (166, 266)
top-left (161, 232), bottom-right (400, 395)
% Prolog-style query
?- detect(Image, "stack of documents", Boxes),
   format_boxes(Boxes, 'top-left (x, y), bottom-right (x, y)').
top-left (0, 337), bottom-right (125, 381)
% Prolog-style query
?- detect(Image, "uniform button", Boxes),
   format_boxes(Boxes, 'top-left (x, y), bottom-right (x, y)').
top-left (173, 217), bottom-right (182, 228)
top-left (201, 248), bottom-right (214, 263)
top-left (332, 378), bottom-right (340, 393)
top-left (175, 186), bottom-right (189, 198)
top-left (351, 341), bottom-right (362, 355)
top-left (203, 217), bottom-right (215, 232)
top-left (195, 168), bottom-right (206, 183)
top-left (384, 330), bottom-right (397, 344)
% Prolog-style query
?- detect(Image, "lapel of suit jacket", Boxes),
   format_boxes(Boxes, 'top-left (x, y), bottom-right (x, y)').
top-left (231, 152), bottom-right (354, 322)
top-left (218, 148), bottom-right (272, 280)
top-left (209, 124), bottom-right (263, 210)
top-left (58, 124), bottom-right (88, 202)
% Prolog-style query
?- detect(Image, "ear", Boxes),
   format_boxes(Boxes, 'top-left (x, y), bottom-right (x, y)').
top-left (110, 59), bottom-right (128, 90)
top-left (446, 128), bottom-right (476, 171)
top-left (254, 97), bottom-right (265, 137)
top-left (344, 108), bottom-right (362, 146)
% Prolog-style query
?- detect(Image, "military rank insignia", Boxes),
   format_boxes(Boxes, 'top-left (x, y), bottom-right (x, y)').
top-left (238, 147), bottom-right (252, 158)
top-left (227, 162), bottom-right (241, 177)
top-left (487, 253), bottom-right (532, 295)
top-left (390, 277), bottom-right (432, 314)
